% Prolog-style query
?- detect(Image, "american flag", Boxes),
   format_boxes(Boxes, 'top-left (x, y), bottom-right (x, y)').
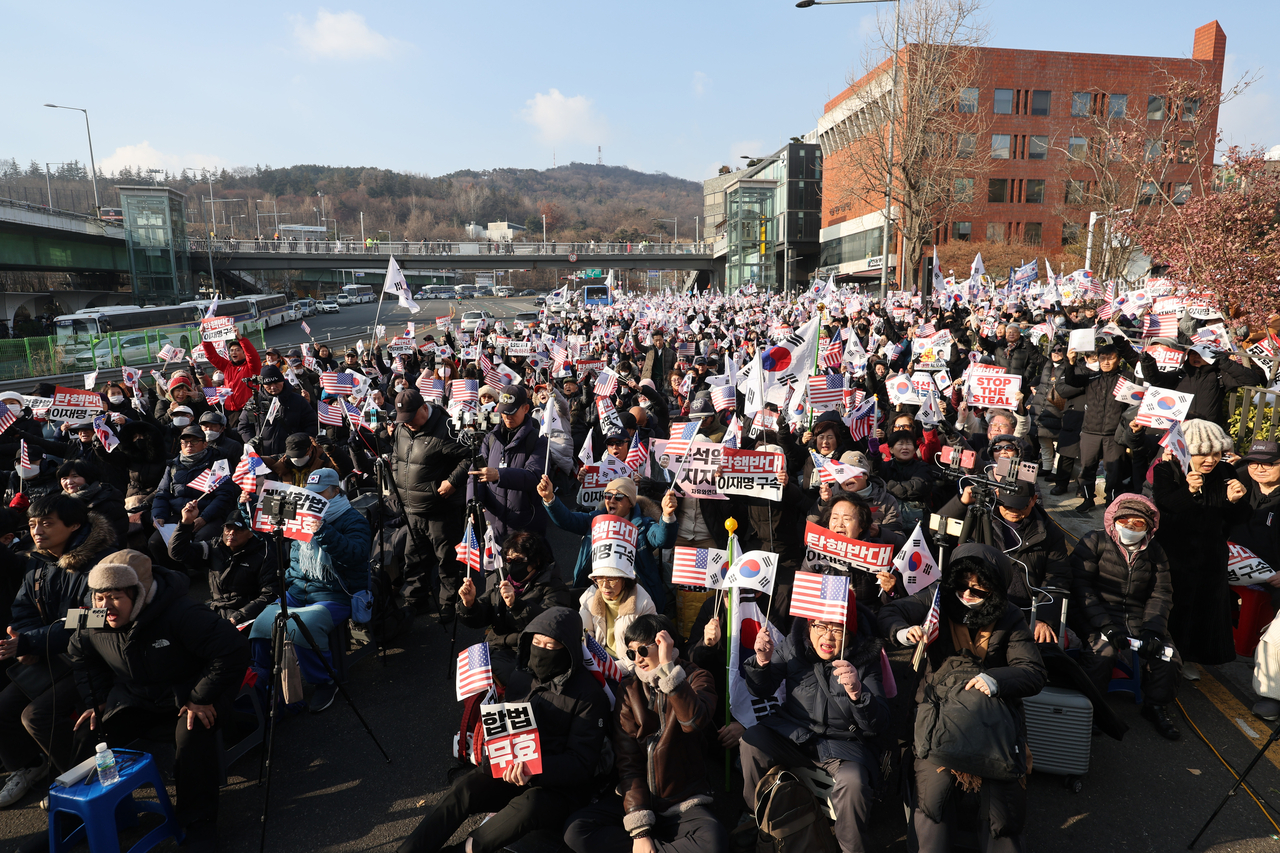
top-left (710, 384), bottom-right (736, 413)
top-left (921, 585), bottom-right (943, 644)
top-left (0, 409), bottom-right (15, 434)
top-left (594, 368), bottom-right (619, 398)
top-left (808, 449), bottom-right (840, 485)
top-left (319, 372), bottom-right (356, 395)
top-left (1192, 326), bottom-right (1230, 349)
top-left (203, 387), bottom-right (220, 406)
top-left (550, 344), bottom-right (570, 374)
top-left (454, 518), bottom-right (482, 575)
top-left (790, 571), bottom-right (850, 623)
top-left (187, 466), bottom-right (226, 494)
top-left (1097, 299), bottom-right (1116, 321)
top-left (1143, 313), bottom-right (1178, 338)
top-left (665, 421), bottom-right (700, 458)
top-left (625, 431), bottom-right (647, 475)
top-left (19, 439), bottom-right (30, 469)
top-left (232, 445), bottom-right (269, 492)
top-left (417, 376), bottom-right (445, 400)
top-left (451, 379), bottom-right (479, 405)
top-left (672, 546), bottom-right (726, 587)
top-left (846, 397), bottom-right (877, 442)
top-left (456, 642), bottom-right (494, 701)
top-left (808, 374), bottom-right (847, 410)
top-left (317, 400), bottom-right (344, 426)
top-left (478, 355), bottom-right (505, 388)
top-left (677, 341), bottom-right (696, 359)
top-left (722, 415), bottom-right (742, 449)
top-left (822, 333), bottom-right (844, 369)
top-left (917, 323), bottom-right (937, 338)
top-left (584, 634), bottom-right (622, 683)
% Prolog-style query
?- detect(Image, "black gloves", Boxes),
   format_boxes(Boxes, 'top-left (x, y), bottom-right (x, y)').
top-left (1104, 627), bottom-right (1128, 650)
top-left (1138, 630), bottom-right (1166, 661)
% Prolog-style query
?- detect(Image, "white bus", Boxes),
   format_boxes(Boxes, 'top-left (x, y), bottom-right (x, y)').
top-left (342, 284), bottom-right (375, 303)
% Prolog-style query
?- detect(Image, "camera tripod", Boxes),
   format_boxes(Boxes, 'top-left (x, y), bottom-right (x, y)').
top-left (257, 501), bottom-right (391, 853)
top-left (1188, 721), bottom-right (1280, 848)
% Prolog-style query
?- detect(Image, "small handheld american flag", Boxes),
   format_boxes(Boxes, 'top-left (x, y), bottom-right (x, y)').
top-left (456, 642), bottom-right (494, 701)
top-left (584, 634), bottom-right (621, 683)
top-left (710, 385), bottom-right (736, 413)
top-left (912, 585), bottom-right (944, 671)
top-left (454, 518), bottom-right (482, 576)
top-left (1143, 313), bottom-right (1178, 338)
top-left (594, 369), bottom-right (619, 398)
top-left (790, 571), bottom-right (849, 623)
top-left (317, 400), bottom-right (344, 426)
top-left (319, 372), bottom-right (356, 395)
top-left (807, 374), bottom-right (846, 411)
top-left (822, 334), bottom-right (844, 369)
top-left (664, 421), bottom-right (700, 458)
top-left (624, 431), bottom-right (647, 475)
top-left (19, 439), bottom-right (30, 470)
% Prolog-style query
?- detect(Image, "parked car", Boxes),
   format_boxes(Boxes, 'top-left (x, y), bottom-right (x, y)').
top-left (296, 299), bottom-right (318, 317)
top-left (460, 310), bottom-right (496, 333)
top-left (71, 334), bottom-right (154, 369)
top-left (519, 289), bottom-right (537, 296)
top-left (317, 301), bottom-right (340, 314)
top-left (335, 293), bottom-right (352, 306)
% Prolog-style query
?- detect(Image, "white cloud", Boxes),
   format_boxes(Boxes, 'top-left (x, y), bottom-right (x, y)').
top-left (99, 141), bottom-right (226, 177)
top-left (291, 9), bottom-right (406, 60)
top-left (693, 71), bottom-right (709, 97)
top-left (521, 89), bottom-right (607, 144)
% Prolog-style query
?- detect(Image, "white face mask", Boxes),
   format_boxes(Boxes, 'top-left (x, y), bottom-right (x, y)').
top-left (171, 416), bottom-right (191, 427)
top-left (203, 429), bottom-right (220, 443)
top-left (7, 404), bottom-right (21, 416)
top-left (956, 592), bottom-right (983, 609)
top-left (108, 395), bottom-right (125, 405)
top-left (289, 455), bottom-right (310, 467)
top-left (17, 465), bottom-right (39, 480)
top-left (1116, 525), bottom-right (1146, 545)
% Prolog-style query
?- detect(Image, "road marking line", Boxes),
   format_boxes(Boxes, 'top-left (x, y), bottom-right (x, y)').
top-left (1194, 669), bottom-right (1280, 772)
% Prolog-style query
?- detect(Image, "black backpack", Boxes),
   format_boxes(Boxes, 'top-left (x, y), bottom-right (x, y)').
top-left (913, 659), bottom-right (1024, 782)
top-left (752, 767), bottom-right (838, 853)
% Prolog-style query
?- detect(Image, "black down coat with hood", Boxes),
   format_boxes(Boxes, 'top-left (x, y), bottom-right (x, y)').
top-left (502, 607), bottom-right (610, 790)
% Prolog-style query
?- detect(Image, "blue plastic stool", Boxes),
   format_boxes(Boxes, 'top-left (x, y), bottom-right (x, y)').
top-left (46, 749), bottom-right (185, 853)
top-left (1108, 652), bottom-right (1144, 705)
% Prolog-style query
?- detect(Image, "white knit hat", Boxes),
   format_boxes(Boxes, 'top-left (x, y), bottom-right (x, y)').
top-left (1180, 419), bottom-right (1232, 456)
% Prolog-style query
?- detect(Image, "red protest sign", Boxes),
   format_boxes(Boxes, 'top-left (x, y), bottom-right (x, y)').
top-left (481, 701), bottom-right (543, 777)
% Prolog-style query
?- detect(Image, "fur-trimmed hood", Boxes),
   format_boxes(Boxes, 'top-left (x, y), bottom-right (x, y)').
top-left (27, 513), bottom-right (118, 574)
top-left (1103, 493), bottom-right (1160, 555)
top-left (941, 542), bottom-right (1013, 628)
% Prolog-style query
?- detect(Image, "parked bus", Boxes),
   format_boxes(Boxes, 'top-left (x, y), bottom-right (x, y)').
top-left (341, 284), bottom-right (375, 303)
top-left (582, 281), bottom-right (613, 307)
top-left (243, 293), bottom-right (291, 326)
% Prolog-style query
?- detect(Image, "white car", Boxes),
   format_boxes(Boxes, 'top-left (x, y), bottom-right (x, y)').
top-left (460, 310), bottom-right (496, 333)
top-left (317, 301), bottom-right (340, 314)
top-left (284, 303), bottom-right (301, 322)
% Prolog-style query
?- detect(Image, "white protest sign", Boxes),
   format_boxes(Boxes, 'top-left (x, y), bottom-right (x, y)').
top-left (1227, 543), bottom-right (1275, 586)
top-left (47, 386), bottom-right (105, 422)
top-left (200, 316), bottom-right (238, 342)
top-left (717, 448), bottom-right (785, 501)
top-left (1068, 328), bottom-right (1096, 353)
top-left (965, 373), bottom-right (1021, 409)
top-left (590, 514), bottom-right (638, 575)
top-left (250, 480), bottom-right (329, 543)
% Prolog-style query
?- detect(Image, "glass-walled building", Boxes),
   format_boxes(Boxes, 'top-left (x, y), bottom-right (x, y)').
top-left (725, 181), bottom-right (776, 293)
top-left (117, 186), bottom-right (193, 305)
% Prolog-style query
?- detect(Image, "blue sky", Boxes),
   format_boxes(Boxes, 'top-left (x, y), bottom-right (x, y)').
top-left (4, 0), bottom-right (1275, 183)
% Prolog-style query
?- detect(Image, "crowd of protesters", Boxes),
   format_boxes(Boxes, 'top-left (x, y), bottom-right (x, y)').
top-left (0, 274), bottom-right (1276, 853)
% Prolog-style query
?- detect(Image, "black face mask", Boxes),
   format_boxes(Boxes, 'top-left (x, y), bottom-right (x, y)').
top-left (528, 645), bottom-right (572, 682)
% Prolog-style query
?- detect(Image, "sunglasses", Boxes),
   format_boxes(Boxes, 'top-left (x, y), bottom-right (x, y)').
top-left (961, 586), bottom-right (992, 599)
top-left (603, 492), bottom-right (629, 501)
top-left (624, 645), bottom-right (652, 661)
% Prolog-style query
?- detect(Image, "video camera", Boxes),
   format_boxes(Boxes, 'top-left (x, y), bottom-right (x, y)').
top-left (449, 408), bottom-right (502, 447)
top-left (260, 489), bottom-right (305, 526)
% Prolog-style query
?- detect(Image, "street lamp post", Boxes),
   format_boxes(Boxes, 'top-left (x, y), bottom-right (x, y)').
top-left (653, 217), bottom-right (678, 243)
top-left (43, 104), bottom-right (100, 215)
top-left (797, 0), bottom-right (900, 300)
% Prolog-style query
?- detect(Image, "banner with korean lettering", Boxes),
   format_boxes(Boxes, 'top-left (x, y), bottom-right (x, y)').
top-left (48, 386), bottom-right (104, 422)
top-left (250, 480), bottom-right (329, 543)
top-left (576, 465), bottom-right (614, 509)
top-left (590, 515), bottom-right (638, 574)
top-left (1226, 543), bottom-right (1275, 586)
top-left (802, 521), bottom-right (894, 574)
top-left (666, 440), bottom-right (727, 500)
top-left (965, 373), bottom-right (1021, 409)
top-left (480, 701), bottom-right (543, 777)
top-left (200, 316), bottom-right (238, 342)
top-left (716, 448), bottom-right (785, 501)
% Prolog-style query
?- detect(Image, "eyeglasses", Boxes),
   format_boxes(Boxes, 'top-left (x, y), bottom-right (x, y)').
top-left (962, 586), bottom-right (992, 599)
top-left (603, 492), bottom-right (628, 501)
top-left (624, 645), bottom-right (651, 661)
top-left (809, 622), bottom-right (845, 638)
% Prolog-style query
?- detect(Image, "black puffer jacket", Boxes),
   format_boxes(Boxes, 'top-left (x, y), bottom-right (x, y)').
top-left (1229, 474), bottom-right (1280, 573)
top-left (469, 418), bottom-right (549, 543)
top-left (67, 567), bottom-right (249, 719)
top-left (1062, 344), bottom-right (1138, 436)
top-left (980, 335), bottom-right (1043, 390)
top-left (391, 403), bottom-right (471, 514)
top-left (236, 385), bottom-right (318, 456)
top-left (1068, 495), bottom-right (1173, 639)
top-left (169, 519), bottom-right (279, 623)
top-left (1140, 353), bottom-right (1264, 426)
top-left (504, 607), bottom-right (610, 790)
top-left (459, 564), bottom-right (577, 656)
top-left (69, 482), bottom-right (129, 548)
top-left (9, 514), bottom-right (118, 658)
top-left (743, 603), bottom-right (891, 763)
top-left (1032, 358), bottom-right (1084, 441)
top-left (116, 420), bottom-right (169, 510)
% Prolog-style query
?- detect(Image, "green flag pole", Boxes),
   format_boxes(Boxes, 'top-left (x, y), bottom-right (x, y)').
top-left (724, 516), bottom-right (738, 792)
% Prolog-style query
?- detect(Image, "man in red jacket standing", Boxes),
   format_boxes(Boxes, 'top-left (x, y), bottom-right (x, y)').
top-left (200, 336), bottom-right (261, 424)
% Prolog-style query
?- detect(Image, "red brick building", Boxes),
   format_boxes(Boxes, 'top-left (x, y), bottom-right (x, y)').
top-left (816, 21), bottom-right (1226, 284)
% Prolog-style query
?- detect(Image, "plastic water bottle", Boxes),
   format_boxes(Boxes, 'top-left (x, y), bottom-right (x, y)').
top-left (95, 743), bottom-right (119, 787)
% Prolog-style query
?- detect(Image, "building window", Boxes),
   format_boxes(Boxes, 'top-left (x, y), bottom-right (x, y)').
top-left (1068, 136), bottom-right (1087, 161)
top-left (1072, 92), bottom-right (1092, 117)
top-left (1147, 95), bottom-right (1166, 120)
top-left (1139, 182), bottom-right (1160, 204)
top-left (1173, 182), bottom-right (1192, 204)
top-left (1024, 222), bottom-right (1042, 245)
top-left (1028, 136), bottom-right (1048, 160)
top-left (1065, 179), bottom-right (1087, 204)
top-left (957, 133), bottom-right (976, 158)
top-left (991, 134), bottom-right (1011, 159)
top-left (1108, 94), bottom-right (1128, 119)
top-left (1026, 179), bottom-right (1045, 203)
top-left (953, 178), bottom-right (974, 203)
top-left (1182, 97), bottom-right (1200, 119)
top-left (994, 89), bottom-right (1013, 115)
top-left (986, 222), bottom-right (1006, 242)
top-left (1144, 139), bottom-right (1163, 162)
top-left (952, 221), bottom-right (972, 241)
top-left (1031, 90), bottom-right (1051, 116)
top-left (988, 178), bottom-right (1008, 203)
top-left (958, 88), bottom-right (979, 113)
top-left (1063, 222), bottom-right (1082, 245)
top-left (1177, 139), bottom-right (1196, 164)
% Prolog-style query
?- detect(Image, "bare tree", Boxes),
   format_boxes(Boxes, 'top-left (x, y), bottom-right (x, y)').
top-left (1049, 66), bottom-right (1256, 282)
top-left (823, 0), bottom-right (991, 291)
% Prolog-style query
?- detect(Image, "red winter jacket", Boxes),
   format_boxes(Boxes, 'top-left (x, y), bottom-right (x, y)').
top-left (200, 337), bottom-right (261, 412)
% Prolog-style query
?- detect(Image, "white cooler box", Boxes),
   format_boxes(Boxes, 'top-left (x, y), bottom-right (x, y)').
top-left (1023, 686), bottom-right (1093, 791)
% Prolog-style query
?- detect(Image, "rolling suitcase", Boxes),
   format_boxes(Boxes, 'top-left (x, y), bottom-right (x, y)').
top-left (1023, 591), bottom-right (1093, 792)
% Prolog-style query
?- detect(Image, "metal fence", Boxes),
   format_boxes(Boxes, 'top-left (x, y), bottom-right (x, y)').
top-left (188, 239), bottom-right (713, 257)
top-left (0, 322), bottom-right (266, 385)
top-left (1227, 385), bottom-right (1280, 451)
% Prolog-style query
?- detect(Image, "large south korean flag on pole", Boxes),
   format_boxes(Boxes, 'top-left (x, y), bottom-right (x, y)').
top-left (761, 316), bottom-right (821, 388)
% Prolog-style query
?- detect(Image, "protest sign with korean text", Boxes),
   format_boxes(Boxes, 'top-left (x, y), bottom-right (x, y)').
top-left (590, 515), bottom-right (638, 574)
top-left (200, 316), bottom-right (238, 342)
top-left (48, 386), bottom-right (104, 422)
top-left (481, 701), bottom-right (543, 777)
top-left (802, 522), bottom-right (894, 574)
top-left (716, 448), bottom-right (785, 501)
top-left (250, 480), bottom-right (329, 543)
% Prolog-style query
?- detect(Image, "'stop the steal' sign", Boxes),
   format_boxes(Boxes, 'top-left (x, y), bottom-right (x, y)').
top-left (590, 514), bottom-right (638, 574)
top-left (48, 386), bottom-right (104, 422)
top-left (965, 373), bottom-right (1021, 409)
